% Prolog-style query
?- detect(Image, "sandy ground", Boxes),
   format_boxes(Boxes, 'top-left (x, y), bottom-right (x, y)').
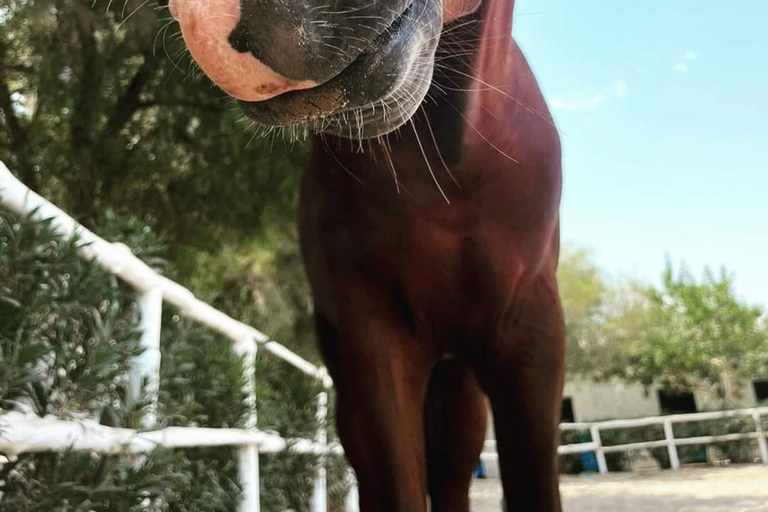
top-left (470, 465), bottom-right (768, 512)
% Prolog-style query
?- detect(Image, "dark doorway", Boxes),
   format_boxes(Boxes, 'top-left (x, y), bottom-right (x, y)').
top-left (561, 397), bottom-right (575, 423)
top-left (754, 380), bottom-right (768, 403)
top-left (658, 389), bottom-right (697, 415)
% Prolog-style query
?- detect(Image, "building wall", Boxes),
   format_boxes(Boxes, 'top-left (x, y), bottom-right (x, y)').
top-left (564, 378), bottom-right (660, 422)
top-left (486, 378), bottom-right (762, 437)
top-left (563, 378), bottom-right (759, 422)
top-left (693, 382), bottom-right (757, 411)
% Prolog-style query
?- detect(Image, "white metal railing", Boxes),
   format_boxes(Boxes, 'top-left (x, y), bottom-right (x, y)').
top-left (0, 161), bottom-right (358, 511)
top-left (482, 407), bottom-right (768, 475)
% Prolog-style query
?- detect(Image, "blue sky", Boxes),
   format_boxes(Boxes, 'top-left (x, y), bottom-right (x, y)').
top-left (513, 0), bottom-right (768, 307)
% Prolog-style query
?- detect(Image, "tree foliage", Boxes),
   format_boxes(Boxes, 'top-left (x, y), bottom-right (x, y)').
top-left (560, 248), bottom-right (768, 400)
top-left (557, 246), bottom-right (606, 374)
top-left (0, 0), bottom-right (307, 250)
top-left (0, 0), bottom-right (318, 377)
top-left (0, 0), bottom-right (348, 507)
top-left (0, 208), bottom-right (241, 511)
top-left (0, 208), bottom-right (142, 423)
top-left (630, 262), bottom-right (768, 395)
top-left (0, 207), bottom-right (350, 511)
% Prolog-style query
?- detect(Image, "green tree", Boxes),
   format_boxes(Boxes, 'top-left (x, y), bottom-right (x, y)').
top-left (0, 0), bottom-right (317, 370)
top-left (0, 0), bottom-right (306, 251)
top-left (558, 249), bottom-right (768, 400)
top-left (557, 245), bottom-right (606, 375)
top-left (556, 245), bottom-right (644, 378)
top-left (628, 262), bottom-right (768, 397)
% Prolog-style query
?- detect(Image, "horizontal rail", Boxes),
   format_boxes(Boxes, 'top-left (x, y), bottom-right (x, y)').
top-left (482, 407), bottom-right (768, 475)
top-left (600, 440), bottom-right (670, 453)
top-left (558, 442), bottom-right (600, 455)
top-left (560, 423), bottom-right (594, 431)
top-left (485, 440), bottom-right (605, 456)
top-left (0, 162), bottom-right (329, 387)
top-left (558, 407), bottom-right (768, 431)
top-left (0, 412), bottom-right (343, 456)
top-left (483, 440), bottom-right (601, 456)
top-left (481, 442), bottom-right (603, 458)
top-left (674, 432), bottom-right (763, 446)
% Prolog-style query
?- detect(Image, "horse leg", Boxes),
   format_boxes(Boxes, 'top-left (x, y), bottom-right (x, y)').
top-left (314, 304), bottom-right (433, 512)
top-left (475, 280), bottom-right (566, 512)
top-left (424, 357), bottom-right (487, 512)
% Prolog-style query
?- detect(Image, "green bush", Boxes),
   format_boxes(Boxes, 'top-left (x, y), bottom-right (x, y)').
top-left (558, 412), bottom-right (763, 474)
top-left (599, 424), bottom-right (670, 471)
top-left (0, 208), bottom-right (143, 423)
top-left (673, 415), bottom-right (760, 465)
top-left (558, 430), bottom-right (589, 475)
top-left (0, 207), bottom-right (348, 511)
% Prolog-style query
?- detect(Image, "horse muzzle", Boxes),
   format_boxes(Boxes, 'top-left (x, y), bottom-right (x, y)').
top-left (168, 0), bottom-right (443, 138)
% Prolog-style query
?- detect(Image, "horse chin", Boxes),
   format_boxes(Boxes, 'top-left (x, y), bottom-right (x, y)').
top-left (320, 49), bottom-right (437, 139)
top-left (237, 0), bottom-right (443, 140)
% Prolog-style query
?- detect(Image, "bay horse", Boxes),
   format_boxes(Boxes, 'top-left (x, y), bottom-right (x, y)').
top-left (167, 0), bottom-right (564, 510)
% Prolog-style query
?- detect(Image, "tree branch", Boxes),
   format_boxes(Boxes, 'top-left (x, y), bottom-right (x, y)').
top-left (0, 64), bottom-right (37, 190)
top-left (98, 54), bottom-right (157, 144)
top-left (67, 5), bottom-right (103, 222)
top-left (136, 99), bottom-right (222, 113)
top-left (0, 63), bottom-right (34, 75)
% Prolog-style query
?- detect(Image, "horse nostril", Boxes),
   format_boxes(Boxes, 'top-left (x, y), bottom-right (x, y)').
top-left (169, 0), bottom-right (319, 101)
top-left (155, 0), bottom-right (168, 6)
top-left (227, 21), bottom-right (251, 54)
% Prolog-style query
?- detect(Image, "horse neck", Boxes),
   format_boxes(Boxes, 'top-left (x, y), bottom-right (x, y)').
top-left (422, 0), bottom-right (554, 162)
top-left (312, 0), bottom-right (558, 201)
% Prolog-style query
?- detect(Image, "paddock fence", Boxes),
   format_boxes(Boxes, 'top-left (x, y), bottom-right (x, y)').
top-left (0, 161), bottom-right (359, 512)
top-left (483, 406), bottom-right (768, 475)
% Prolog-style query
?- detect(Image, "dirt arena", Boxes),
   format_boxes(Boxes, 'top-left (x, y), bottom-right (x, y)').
top-left (470, 465), bottom-right (768, 512)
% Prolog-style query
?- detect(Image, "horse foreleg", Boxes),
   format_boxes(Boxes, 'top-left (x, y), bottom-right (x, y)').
top-left (424, 357), bottom-right (487, 512)
top-left (475, 279), bottom-right (566, 512)
top-left (314, 298), bottom-right (433, 512)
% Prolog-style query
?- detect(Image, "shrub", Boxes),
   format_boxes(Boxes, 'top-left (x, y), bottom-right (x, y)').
top-left (558, 412), bottom-right (762, 474)
top-left (0, 207), bottom-right (348, 511)
top-left (673, 415), bottom-right (760, 465)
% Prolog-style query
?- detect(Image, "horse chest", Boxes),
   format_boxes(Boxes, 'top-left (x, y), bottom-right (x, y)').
top-left (302, 143), bottom-right (557, 332)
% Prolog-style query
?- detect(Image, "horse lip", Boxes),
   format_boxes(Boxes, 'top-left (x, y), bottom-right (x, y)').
top-left (240, 0), bottom-right (417, 114)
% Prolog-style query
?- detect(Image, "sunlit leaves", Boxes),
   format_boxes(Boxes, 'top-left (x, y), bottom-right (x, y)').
top-left (560, 249), bottom-right (768, 399)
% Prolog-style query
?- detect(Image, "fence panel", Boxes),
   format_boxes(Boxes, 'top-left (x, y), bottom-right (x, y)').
top-left (0, 161), bottom-right (352, 511)
top-left (482, 407), bottom-right (768, 476)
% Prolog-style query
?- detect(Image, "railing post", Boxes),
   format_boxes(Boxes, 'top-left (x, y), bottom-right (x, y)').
top-left (129, 287), bottom-right (163, 428)
top-left (754, 411), bottom-right (768, 464)
top-left (238, 446), bottom-right (260, 512)
top-left (236, 339), bottom-right (260, 512)
top-left (663, 419), bottom-right (680, 469)
top-left (312, 384), bottom-right (329, 512)
top-left (590, 425), bottom-right (608, 474)
top-left (345, 470), bottom-right (360, 512)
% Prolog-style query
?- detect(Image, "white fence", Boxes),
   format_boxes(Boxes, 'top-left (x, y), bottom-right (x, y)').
top-left (482, 407), bottom-right (768, 475)
top-left (0, 161), bottom-right (358, 511)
